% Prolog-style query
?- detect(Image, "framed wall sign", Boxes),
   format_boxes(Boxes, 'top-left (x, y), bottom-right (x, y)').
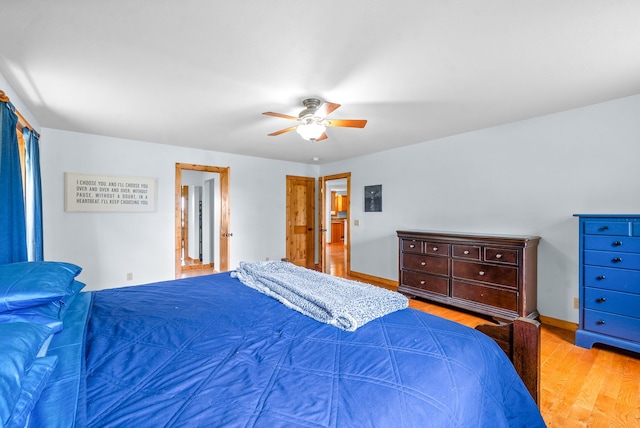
top-left (364, 184), bottom-right (382, 212)
top-left (64, 172), bottom-right (157, 213)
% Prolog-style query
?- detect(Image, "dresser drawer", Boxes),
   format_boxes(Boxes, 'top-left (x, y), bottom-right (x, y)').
top-left (583, 309), bottom-right (640, 343)
top-left (452, 245), bottom-right (480, 260)
top-left (402, 253), bottom-right (449, 275)
top-left (401, 271), bottom-right (449, 296)
top-left (584, 288), bottom-right (640, 319)
top-left (584, 266), bottom-right (640, 293)
top-left (451, 280), bottom-right (517, 311)
top-left (584, 236), bottom-right (640, 253)
top-left (584, 221), bottom-right (630, 236)
top-left (484, 247), bottom-right (518, 265)
top-left (452, 260), bottom-right (518, 288)
top-left (584, 250), bottom-right (640, 270)
top-left (401, 239), bottom-right (423, 254)
top-left (425, 242), bottom-right (449, 256)
top-left (398, 230), bottom-right (539, 319)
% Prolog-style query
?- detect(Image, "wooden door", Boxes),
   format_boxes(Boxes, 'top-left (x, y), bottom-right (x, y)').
top-left (286, 175), bottom-right (315, 269)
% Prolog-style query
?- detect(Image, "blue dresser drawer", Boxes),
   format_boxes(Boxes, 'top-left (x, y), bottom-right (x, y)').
top-left (584, 250), bottom-right (640, 270)
top-left (584, 221), bottom-right (630, 236)
top-left (583, 309), bottom-right (640, 343)
top-left (576, 214), bottom-right (640, 353)
top-left (584, 235), bottom-right (640, 253)
top-left (584, 266), bottom-right (640, 293)
top-left (584, 288), bottom-right (640, 318)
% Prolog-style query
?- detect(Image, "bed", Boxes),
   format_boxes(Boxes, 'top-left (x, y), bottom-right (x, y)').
top-left (1, 261), bottom-right (545, 427)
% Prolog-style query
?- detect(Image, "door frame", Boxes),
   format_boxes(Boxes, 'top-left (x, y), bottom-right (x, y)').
top-left (318, 172), bottom-right (351, 274)
top-left (175, 163), bottom-right (230, 278)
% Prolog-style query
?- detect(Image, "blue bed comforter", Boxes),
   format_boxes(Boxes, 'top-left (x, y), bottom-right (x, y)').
top-left (78, 272), bottom-right (543, 427)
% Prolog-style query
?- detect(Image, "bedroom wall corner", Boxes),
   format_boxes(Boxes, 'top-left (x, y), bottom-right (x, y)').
top-left (320, 93), bottom-right (640, 324)
top-left (0, 72), bottom-right (41, 131)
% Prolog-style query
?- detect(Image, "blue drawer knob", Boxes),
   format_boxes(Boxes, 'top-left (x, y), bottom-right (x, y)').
top-left (613, 241), bottom-right (623, 246)
top-left (612, 257), bottom-right (623, 263)
top-left (596, 275), bottom-right (606, 280)
top-left (596, 320), bottom-right (606, 325)
top-left (596, 297), bottom-right (606, 303)
top-left (600, 226), bottom-right (609, 231)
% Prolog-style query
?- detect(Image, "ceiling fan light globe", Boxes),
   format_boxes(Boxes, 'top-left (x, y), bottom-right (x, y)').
top-left (296, 122), bottom-right (326, 140)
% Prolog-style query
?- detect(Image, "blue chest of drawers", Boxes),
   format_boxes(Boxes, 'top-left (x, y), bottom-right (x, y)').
top-left (574, 214), bottom-right (640, 353)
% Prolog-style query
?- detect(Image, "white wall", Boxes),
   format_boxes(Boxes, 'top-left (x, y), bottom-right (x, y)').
top-left (320, 94), bottom-right (640, 323)
top-left (40, 129), bottom-right (317, 290)
top-left (6, 69), bottom-right (640, 322)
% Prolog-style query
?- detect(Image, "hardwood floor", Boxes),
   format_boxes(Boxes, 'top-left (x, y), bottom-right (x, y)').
top-left (329, 244), bottom-right (640, 427)
top-left (327, 243), bottom-right (348, 277)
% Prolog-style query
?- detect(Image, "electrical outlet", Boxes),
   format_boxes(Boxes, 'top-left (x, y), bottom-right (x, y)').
top-left (354, 220), bottom-right (360, 226)
top-left (126, 272), bottom-right (133, 281)
top-left (265, 257), bottom-right (270, 261)
top-left (573, 297), bottom-right (579, 309)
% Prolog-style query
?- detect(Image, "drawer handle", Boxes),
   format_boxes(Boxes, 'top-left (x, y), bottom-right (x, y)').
top-left (612, 257), bottom-right (623, 263)
top-left (463, 250), bottom-right (470, 255)
top-left (596, 297), bottom-right (606, 303)
top-left (596, 275), bottom-right (606, 280)
top-left (596, 320), bottom-right (606, 325)
top-left (420, 280), bottom-right (426, 285)
top-left (495, 254), bottom-right (503, 259)
top-left (613, 241), bottom-right (623, 246)
top-left (479, 271), bottom-right (486, 276)
top-left (432, 247), bottom-right (439, 251)
top-left (600, 226), bottom-right (609, 231)
top-left (409, 244), bottom-right (415, 248)
top-left (421, 261), bottom-right (426, 266)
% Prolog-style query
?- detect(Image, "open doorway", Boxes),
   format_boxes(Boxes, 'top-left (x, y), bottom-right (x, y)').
top-left (175, 163), bottom-right (230, 278)
top-left (319, 172), bottom-right (350, 275)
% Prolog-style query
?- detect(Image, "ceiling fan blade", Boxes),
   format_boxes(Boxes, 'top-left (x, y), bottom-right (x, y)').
top-left (263, 112), bottom-right (298, 121)
top-left (314, 132), bottom-right (328, 142)
top-left (325, 119), bottom-right (367, 128)
top-left (268, 126), bottom-right (298, 136)
top-left (315, 102), bottom-right (341, 118)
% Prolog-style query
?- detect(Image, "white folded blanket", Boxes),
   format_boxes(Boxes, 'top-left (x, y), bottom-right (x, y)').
top-left (231, 261), bottom-right (408, 331)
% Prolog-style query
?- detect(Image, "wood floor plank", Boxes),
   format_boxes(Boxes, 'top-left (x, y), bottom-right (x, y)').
top-left (574, 349), bottom-right (613, 411)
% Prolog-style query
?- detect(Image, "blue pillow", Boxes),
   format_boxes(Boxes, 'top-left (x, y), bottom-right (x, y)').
top-left (0, 262), bottom-right (82, 312)
top-left (0, 281), bottom-right (87, 335)
top-left (0, 302), bottom-right (64, 333)
top-left (58, 280), bottom-right (87, 308)
top-left (7, 356), bottom-right (58, 428)
top-left (0, 322), bottom-right (54, 427)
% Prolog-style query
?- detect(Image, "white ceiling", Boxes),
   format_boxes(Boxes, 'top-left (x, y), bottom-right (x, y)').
top-left (1, 1), bottom-right (639, 164)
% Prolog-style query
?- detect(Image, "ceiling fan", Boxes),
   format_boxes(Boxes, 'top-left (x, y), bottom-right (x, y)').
top-left (263, 98), bottom-right (367, 141)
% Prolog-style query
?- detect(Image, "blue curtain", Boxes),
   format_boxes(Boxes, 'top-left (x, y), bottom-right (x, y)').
top-left (0, 102), bottom-right (27, 264)
top-left (24, 128), bottom-right (44, 261)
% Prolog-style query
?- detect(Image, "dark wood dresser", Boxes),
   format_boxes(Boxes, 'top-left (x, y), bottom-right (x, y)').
top-left (397, 230), bottom-right (540, 321)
